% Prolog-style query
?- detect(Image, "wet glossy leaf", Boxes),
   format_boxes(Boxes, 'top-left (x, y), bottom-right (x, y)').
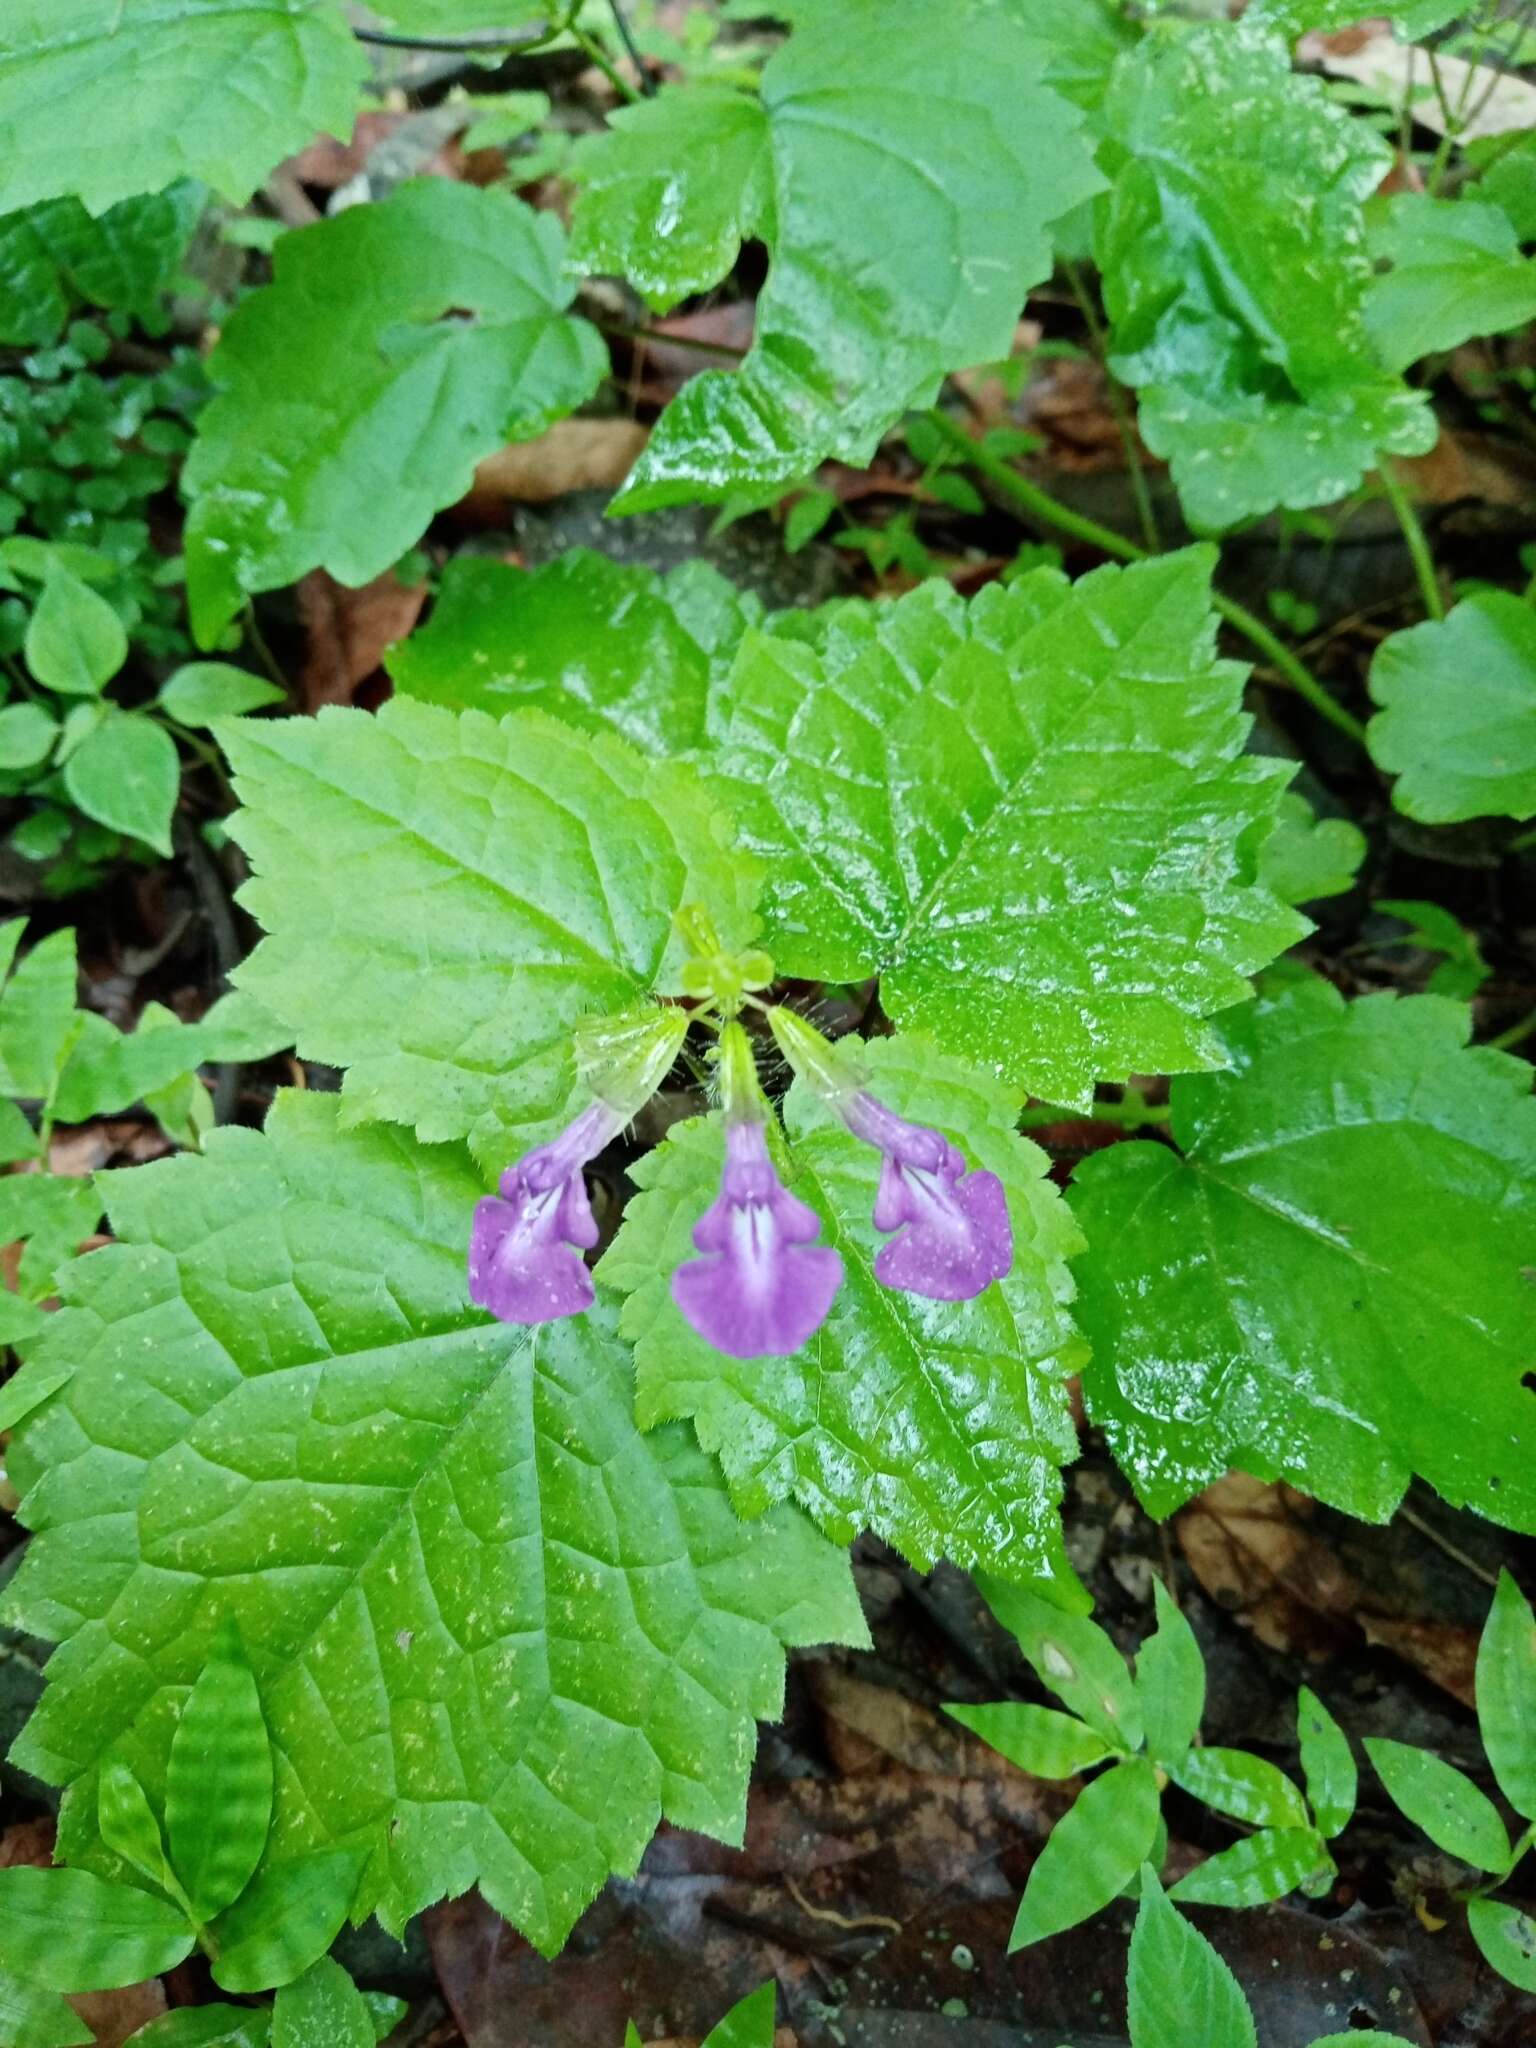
top-left (208, 1849), bottom-right (362, 1994)
top-left (1135, 1580), bottom-right (1207, 1766)
top-left (222, 701), bottom-right (762, 1168)
top-left (1098, 26), bottom-right (1434, 530)
top-left (1010, 1757), bottom-right (1161, 1950)
top-left (945, 1701), bottom-right (1116, 1779)
top-left (0, 2), bottom-right (364, 217)
top-left (1168, 1827), bottom-right (1334, 1908)
top-left (1127, 1870), bottom-right (1256, 2048)
top-left (570, 87), bottom-right (772, 311)
top-left (0, 186), bottom-right (202, 348)
top-left (1072, 976), bottom-right (1536, 1532)
top-left (1365, 195), bottom-right (1536, 369)
top-left (1364, 1738), bottom-right (1510, 1871)
top-left (3, 1095), bottom-right (866, 1960)
top-left (603, 1036), bottom-right (1086, 1584)
top-left (1257, 791), bottom-right (1366, 906)
top-left (1298, 1688), bottom-right (1357, 1841)
top-left (388, 550), bottom-right (761, 753)
top-left (612, 0), bottom-right (1100, 510)
top-left (979, 1580), bottom-right (1142, 1750)
top-left (270, 1957), bottom-right (373, 2048)
top-left (0, 1867), bottom-right (194, 1991)
top-left (700, 552), bottom-right (1302, 1107)
top-left (62, 712), bottom-right (179, 857)
top-left (1368, 593), bottom-right (1536, 823)
top-left (1478, 1571), bottom-right (1536, 1821)
top-left (26, 565), bottom-right (126, 696)
top-left (0, 1974), bottom-right (91, 2048)
top-left (184, 183), bottom-right (606, 641)
top-left (1170, 1748), bottom-right (1309, 1830)
top-left (166, 1621), bottom-right (273, 1923)
top-left (1466, 1896), bottom-right (1536, 1992)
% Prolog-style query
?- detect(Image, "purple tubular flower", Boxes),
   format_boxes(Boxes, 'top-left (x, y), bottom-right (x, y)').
top-left (672, 1119), bottom-right (843, 1359)
top-left (469, 1101), bottom-right (624, 1325)
top-left (843, 1092), bottom-right (1012, 1302)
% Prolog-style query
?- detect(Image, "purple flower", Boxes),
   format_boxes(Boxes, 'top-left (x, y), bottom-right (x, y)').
top-left (672, 1119), bottom-right (843, 1359)
top-left (843, 1092), bottom-right (1012, 1301)
top-left (469, 1101), bottom-right (623, 1325)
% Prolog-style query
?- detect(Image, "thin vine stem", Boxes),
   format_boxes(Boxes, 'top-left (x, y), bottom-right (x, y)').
top-left (923, 409), bottom-right (1371, 747)
top-left (1488, 1004), bottom-right (1536, 1053)
top-left (1379, 462), bottom-right (1445, 621)
top-left (573, 25), bottom-right (640, 102)
top-left (607, 0), bottom-right (656, 94)
top-left (353, 23), bottom-right (551, 52)
top-left (1063, 260), bottom-right (1162, 553)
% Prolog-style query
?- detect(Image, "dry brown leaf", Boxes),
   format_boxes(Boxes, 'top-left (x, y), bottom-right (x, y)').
top-left (810, 1666), bottom-right (1029, 1780)
top-left (0, 1817), bottom-right (54, 1868)
top-left (1392, 431), bottom-right (1536, 512)
top-left (462, 419), bottom-right (650, 514)
top-left (66, 1985), bottom-right (168, 2048)
top-left (1304, 28), bottom-right (1536, 140)
top-left (1177, 1474), bottom-right (1361, 1658)
top-left (297, 567), bottom-right (427, 712)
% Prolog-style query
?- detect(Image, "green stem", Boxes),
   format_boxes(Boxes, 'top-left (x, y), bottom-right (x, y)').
top-left (1488, 1004), bottom-right (1536, 1053)
top-left (573, 25), bottom-right (640, 101)
top-left (1064, 262), bottom-right (1162, 554)
top-left (1379, 462), bottom-right (1445, 620)
top-left (925, 410), bottom-right (1371, 747)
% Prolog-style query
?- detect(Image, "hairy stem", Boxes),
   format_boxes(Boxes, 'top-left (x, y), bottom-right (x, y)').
top-left (924, 409), bottom-right (1371, 746)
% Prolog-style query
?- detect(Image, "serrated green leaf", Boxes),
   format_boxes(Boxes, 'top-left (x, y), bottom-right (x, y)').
top-left (25, 565), bottom-right (126, 697)
top-left (0, 925), bottom-right (79, 1098)
top-left (0, 1867), bottom-right (194, 1991)
top-left (1466, 1896), bottom-right (1536, 1992)
top-left (701, 553), bottom-right (1302, 1106)
top-left (1478, 1572), bottom-right (1536, 1822)
top-left (270, 1957), bottom-right (373, 2048)
top-left (0, 703), bottom-right (59, 772)
top-left (184, 182), bottom-right (606, 642)
top-left (1170, 1748), bottom-right (1309, 1830)
top-left (1258, 791), bottom-right (1366, 907)
top-left (98, 1761), bottom-right (181, 1904)
top-left (0, 2), bottom-right (364, 218)
top-left (1127, 1870), bottom-right (1257, 2048)
top-left (1010, 1757), bottom-right (1161, 1950)
top-left (1168, 1827), bottom-right (1334, 1908)
top-left (0, 1973), bottom-right (92, 2048)
top-left (0, 1173), bottom-right (105, 1308)
top-left (1298, 1688), bottom-right (1357, 1840)
top-left (1098, 27), bottom-right (1434, 530)
top-left (1368, 594), bottom-right (1536, 824)
top-left (1365, 195), bottom-right (1536, 370)
top-left (1251, 1), bottom-right (1473, 39)
top-left (611, 0), bottom-right (1101, 511)
top-left (570, 87), bottom-right (773, 311)
top-left (1364, 1737), bottom-right (1510, 1871)
top-left (125, 2008), bottom-right (271, 2048)
top-left (52, 989), bottom-right (286, 1129)
top-left (703, 1984), bottom-right (778, 2048)
top-left (0, 186), bottom-right (202, 349)
top-left (1072, 976), bottom-right (1536, 1531)
top-left (978, 1579), bottom-right (1142, 1750)
top-left (602, 1035), bottom-right (1085, 1585)
top-left (3, 1093), bottom-right (867, 1959)
top-left (387, 550), bottom-right (761, 752)
top-left (209, 1849), bottom-right (362, 1994)
top-left (1136, 1581), bottom-right (1207, 1766)
top-left (222, 700), bottom-right (761, 1167)
top-left (62, 712), bottom-right (179, 857)
top-left (167, 1621), bottom-right (273, 1924)
top-left (1001, 0), bottom-right (1137, 113)
top-left (945, 1701), bottom-right (1115, 1779)
top-left (159, 665), bottom-right (286, 728)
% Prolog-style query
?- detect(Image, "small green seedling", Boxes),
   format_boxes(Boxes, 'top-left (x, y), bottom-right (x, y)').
top-left (627, 1981), bottom-right (776, 2048)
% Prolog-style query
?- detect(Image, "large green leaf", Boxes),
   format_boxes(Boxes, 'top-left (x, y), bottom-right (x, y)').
top-left (699, 551), bottom-right (1303, 1108)
top-left (388, 550), bottom-right (762, 753)
top-left (600, 1035), bottom-right (1087, 1585)
top-left (1365, 195), bottom-right (1536, 370)
top-left (3, 1093), bottom-right (867, 1959)
top-left (1127, 1872), bottom-right (1257, 2048)
top-left (608, 0), bottom-right (1101, 511)
top-left (0, 1973), bottom-right (91, 2048)
top-left (1070, 976), bottom-right (1536, 1531)
top-left (1098, 26), bottom-right (1435, 530)
top-left (0, 2), bottom-right (364, 218)
top-left (221, 700), bottom-right (761, 1167)
top-left (184, 182), bottom-right (606, 642)
top-left (0, 1867), bottom-right (193, 1992)
top-left (1367, 594), bottom-right (1536, 824)
top-left (570, 86), bottom-right (774, 312)
top-left (0, 186), bottom-right (202, 349)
